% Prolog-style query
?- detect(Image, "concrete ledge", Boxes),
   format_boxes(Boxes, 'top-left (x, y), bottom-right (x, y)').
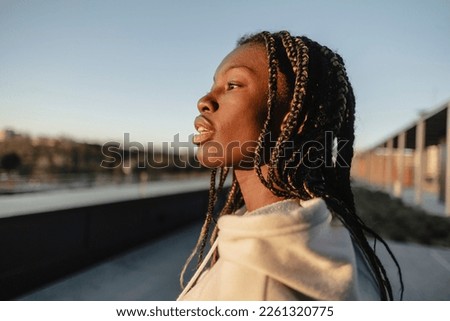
top-left (0, 183), bottom-right (209, 300)
top-left (0, 178), bottom-right (209, 218)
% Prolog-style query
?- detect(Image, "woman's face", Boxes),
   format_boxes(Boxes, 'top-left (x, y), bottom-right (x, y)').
top-left (194, 43), bottom-right (284, 168)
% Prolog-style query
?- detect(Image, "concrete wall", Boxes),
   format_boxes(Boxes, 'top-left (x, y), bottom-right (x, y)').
top-left (0, 189), bottom-right (209, 299)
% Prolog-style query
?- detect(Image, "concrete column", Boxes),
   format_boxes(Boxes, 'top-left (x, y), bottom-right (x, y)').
top-left (438, 138), bottom-right (446, 203)
top-left (368, 150), bottom-right (374, 184)
top-left (364, 152), bottom-right (370, 183)
top-left (414, 117), bottom-right (426, 205)
top-left (376, 148), bottom-right (383, 187)
top-left (385, 138), bottom-right (394, 192)
top-left (370, 149), bottom-right (376, 185)
top-left (353, 153), bottom-right (362, 180)
top-left (446, 104), bottom-right (450, 216)
top-left (394, 132), bottom-right (406, 198)
top-left (371, 149), bottom-right (379, 186)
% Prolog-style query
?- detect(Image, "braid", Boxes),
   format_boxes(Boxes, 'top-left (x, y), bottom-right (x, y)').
top-left (180, 166), bottom-right (232, 288)
top-left (183, 30), bottom-right (403, 300)
top-left (266, 33), bottom-right (307, 195)
top-left (276, 35), bottom-right (311, 195)
top-left (236, 31), bottom-right (403, 300)
top-left (179, 169), bottom-right (217, 288)
top-left (210, 174), bottom-right (242, 264)
top-left (276, 35), bottom-right (309, 142)
top-left (316, 46), bottom-right (404, 300)
top-left (251, 32), bottom-right (285, 196)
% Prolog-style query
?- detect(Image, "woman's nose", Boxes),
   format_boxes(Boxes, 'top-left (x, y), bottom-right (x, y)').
top-left (197, 93), bottom-right (218, 113)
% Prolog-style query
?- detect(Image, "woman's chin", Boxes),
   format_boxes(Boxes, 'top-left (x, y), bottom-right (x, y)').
top-left (195, 142), bottom-right (257, 169)
top-left (196, 154), bottom-right (256, 170)
top-left (196, 150), bottom-right (226, 168)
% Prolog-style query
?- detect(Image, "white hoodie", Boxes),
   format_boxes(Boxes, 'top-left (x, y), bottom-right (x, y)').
top-left (178, 198), bottom-right (380, 301)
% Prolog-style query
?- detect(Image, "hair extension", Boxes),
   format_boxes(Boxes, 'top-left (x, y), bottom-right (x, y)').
top-left (179, 166), bottom-right (230, 288)
top-left (182, 31), bottom-right (404, 300)
top-left (237, 31), bottom-right (403, 300)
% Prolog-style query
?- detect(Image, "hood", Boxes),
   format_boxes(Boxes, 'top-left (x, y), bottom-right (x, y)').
top-left (216, 198), bottom-right (377, 300)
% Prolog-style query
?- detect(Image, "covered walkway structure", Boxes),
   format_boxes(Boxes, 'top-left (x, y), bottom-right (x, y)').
top-left (352, 101), bottom-right (450, 216)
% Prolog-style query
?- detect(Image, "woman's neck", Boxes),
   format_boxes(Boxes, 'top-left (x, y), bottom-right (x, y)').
top-left (234, 165), bottom-right (286, 212)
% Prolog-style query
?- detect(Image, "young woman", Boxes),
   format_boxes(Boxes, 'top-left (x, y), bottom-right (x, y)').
top-left (178, 31), bottom-right (403, 301)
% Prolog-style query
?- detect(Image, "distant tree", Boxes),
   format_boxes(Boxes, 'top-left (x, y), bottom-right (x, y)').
top-left (1, 152), bottom-right (22, 172)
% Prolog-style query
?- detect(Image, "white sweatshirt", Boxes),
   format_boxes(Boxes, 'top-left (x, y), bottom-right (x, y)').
top-left (178, 198), bottom-right (380, 301)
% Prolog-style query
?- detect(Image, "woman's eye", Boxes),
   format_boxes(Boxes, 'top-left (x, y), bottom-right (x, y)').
top-left (227, 83), bottom-right (239, 90)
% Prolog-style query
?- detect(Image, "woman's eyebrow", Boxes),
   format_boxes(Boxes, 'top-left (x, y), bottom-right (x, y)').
top-left (213, 65), bottom-right (256, 81)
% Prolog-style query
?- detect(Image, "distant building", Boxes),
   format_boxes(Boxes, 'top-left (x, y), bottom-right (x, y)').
top-left (31, 137), bottom-right (57, 147)
top-left (0, 129), bottom-right (17, 142)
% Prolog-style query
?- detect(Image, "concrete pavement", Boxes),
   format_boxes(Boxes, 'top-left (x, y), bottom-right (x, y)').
top-left (18, 221), bottom-right (450, 301)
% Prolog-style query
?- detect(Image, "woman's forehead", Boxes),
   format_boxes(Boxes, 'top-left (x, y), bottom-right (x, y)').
top-left (215, 43), bottom-right (268, 76)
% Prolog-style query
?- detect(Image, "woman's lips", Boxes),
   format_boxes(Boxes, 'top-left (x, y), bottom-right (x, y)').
top-left (193, 130), bottom-right (214, 144)
top-left (193, 116), bottom-right (214, 145)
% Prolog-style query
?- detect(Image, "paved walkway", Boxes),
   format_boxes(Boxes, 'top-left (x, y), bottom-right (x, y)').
top-left (18, 221), bottom-right (450, 301)
top-left (353, 180), bottom-right (447, 217)
top-left (401, 187), bottom-right (446, 217)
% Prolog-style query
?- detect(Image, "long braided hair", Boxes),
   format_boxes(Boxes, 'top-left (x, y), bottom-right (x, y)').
top-left (181, 31), bottom-right (403, 300)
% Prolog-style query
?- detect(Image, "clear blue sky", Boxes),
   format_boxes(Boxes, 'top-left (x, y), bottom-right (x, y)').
top-left (1, 0), bottom-right (449, 150)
